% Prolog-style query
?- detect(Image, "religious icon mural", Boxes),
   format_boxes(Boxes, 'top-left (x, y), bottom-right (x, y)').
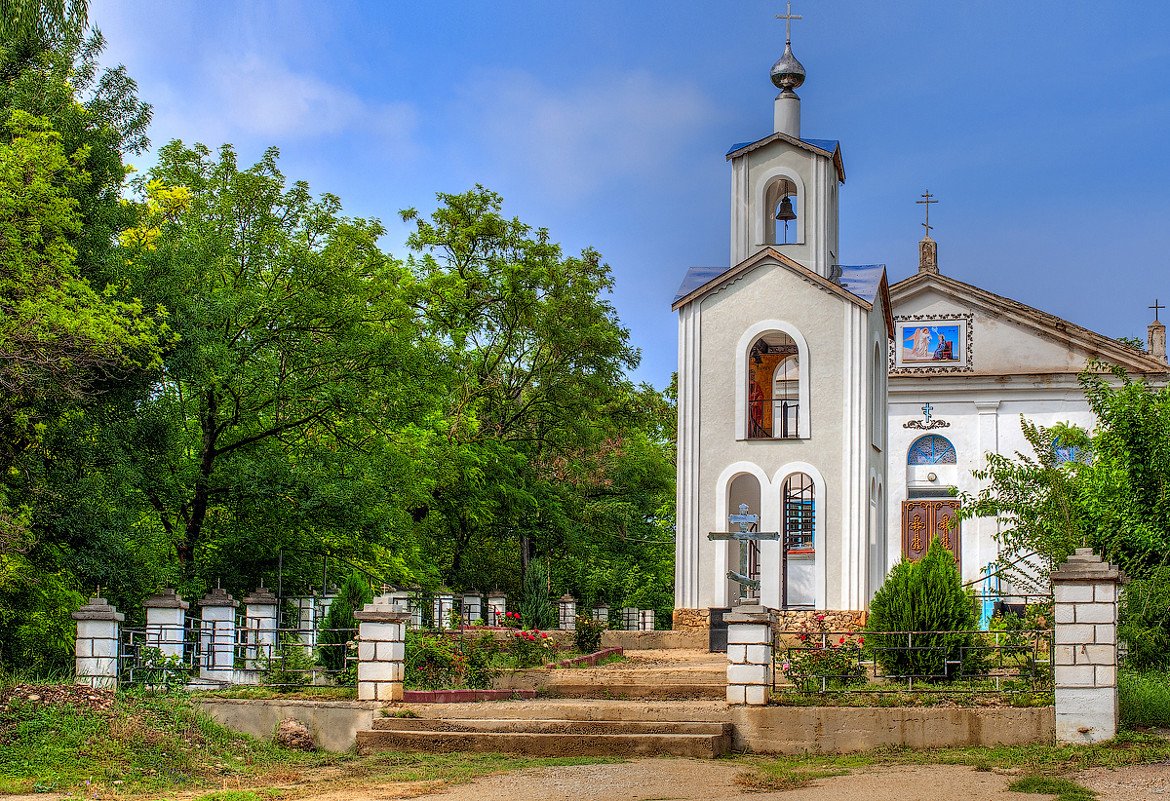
top-left (892, 316), bottom-right (971, 371)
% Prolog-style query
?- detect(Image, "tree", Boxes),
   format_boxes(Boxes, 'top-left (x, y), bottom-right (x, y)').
top-left (118, 142), bottom-right (433, 583)
top-left (962, 365), bottom-right (1170, 587)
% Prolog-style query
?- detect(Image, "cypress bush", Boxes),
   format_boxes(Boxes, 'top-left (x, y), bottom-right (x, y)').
top-left (865, 538), bottom-right (980, 680)
top-left (318, 571), bottom-right (372, 672)
top-left (519, 558), bottom-right (556, 630)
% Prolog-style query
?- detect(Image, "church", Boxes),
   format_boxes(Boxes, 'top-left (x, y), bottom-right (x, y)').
top-left (671, 12), bottom-right (1168, 624)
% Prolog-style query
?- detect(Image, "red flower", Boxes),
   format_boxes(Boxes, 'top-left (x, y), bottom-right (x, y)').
top-left (816, 614), bottom-right (826, 622)
top-left (839, 636), bottom-right (846, 645)
top-left (541, 632), bottom-right (548, 639)
top-left (858, 636), bottom-right (865, 645)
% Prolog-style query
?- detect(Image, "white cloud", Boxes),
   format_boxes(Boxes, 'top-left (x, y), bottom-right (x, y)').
top-left (459, 69), bottom-right (715, 200)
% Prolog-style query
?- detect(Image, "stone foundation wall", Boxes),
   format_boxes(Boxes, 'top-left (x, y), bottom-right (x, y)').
top-left (771, 609), bottom-right (867, 634)
top-left (672, 608), bottom-right (710, 631)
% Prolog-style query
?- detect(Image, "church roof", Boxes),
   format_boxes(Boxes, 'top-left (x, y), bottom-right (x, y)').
top-left (672, 248), bottom-right (894, 337)
top-left (890, 270), bottom-right (1167, 375)
top-left (725, 133), bottom-right (845, 183)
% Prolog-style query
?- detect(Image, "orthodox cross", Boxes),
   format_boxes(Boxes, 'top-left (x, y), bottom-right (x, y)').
top-left (1152, 298), bottom-right (1164, 322)
top-left (921, 402), bottom-right (934, 422)
top-left (708, 503), bottom-right (780, 595)
top-left (776, 1), bottom-right (802, 44)
top-left (916, 190), bottom-right (938, 236)
top-left (903, 400), bottom-right (950, 430)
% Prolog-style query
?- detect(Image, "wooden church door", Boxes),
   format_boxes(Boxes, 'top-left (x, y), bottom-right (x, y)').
top-left (901, 499), bottom-right (961, 567)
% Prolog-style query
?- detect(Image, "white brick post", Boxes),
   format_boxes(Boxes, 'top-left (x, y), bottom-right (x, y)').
top-left (73, 597), bottom-right (124, 689)
top-left (354, 602), bottom-right (409, 702)
top-left (639, 609), bottom-right (656, 631)
top-left (593, 604), bottom-right (609, 626)
top-left (1052, 548), bottom-right (1124, 744)
top-left (462, 591), bottom-right (483, 625)
top-left (433, 591), bottom-right (455, 630)
top-left (487, 591), bottom-right (507, 626)
top-left (725, 605), bottom-right (774, 706)
top-left (242, 586), bottom-right (279, 673)
top-left (389, 589), bottom-right (414, 626)
top-left (143, 588), bottom-right (188, 661)
top-left (198, 586), bottom-right (238, 683)
top-left (558, 594), bottom-right (577, 631)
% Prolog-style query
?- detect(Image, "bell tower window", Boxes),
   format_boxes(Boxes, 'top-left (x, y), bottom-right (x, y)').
top-left (748, 333), bottom-right (801, 439)
top-left (765, 176), bottom-right (801, 246)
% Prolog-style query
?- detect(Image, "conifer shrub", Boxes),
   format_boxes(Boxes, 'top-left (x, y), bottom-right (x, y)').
top-left (318, 571), bottom-right (372, 672)
top-left (865, 538), bottom-right (981, 681)
top-left (518, 558), bottom-right (556, 630)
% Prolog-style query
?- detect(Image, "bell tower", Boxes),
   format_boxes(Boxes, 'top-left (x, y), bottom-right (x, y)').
top-left (728, 2), bottom-right (843, 274)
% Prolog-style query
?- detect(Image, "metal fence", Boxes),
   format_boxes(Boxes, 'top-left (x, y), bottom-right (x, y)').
top-left (772, 627), bottom-right (1054, 695)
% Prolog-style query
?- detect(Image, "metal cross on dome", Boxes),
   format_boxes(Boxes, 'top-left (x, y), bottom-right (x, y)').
top-left (917, 190), bottom-right (938, 236)
top-left (776, 1), bottom-right (802, 44)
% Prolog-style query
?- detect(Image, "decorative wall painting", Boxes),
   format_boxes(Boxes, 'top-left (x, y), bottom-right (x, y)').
top-left (893, 317), bottom-right (970, 371)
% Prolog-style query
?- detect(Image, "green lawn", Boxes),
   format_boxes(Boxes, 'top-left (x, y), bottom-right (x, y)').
top-left (1119, 669), bottom-right (1170, 729)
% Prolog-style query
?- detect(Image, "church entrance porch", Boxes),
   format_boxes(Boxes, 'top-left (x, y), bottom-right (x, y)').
top-left (900, 499), bottom-right (961, 566)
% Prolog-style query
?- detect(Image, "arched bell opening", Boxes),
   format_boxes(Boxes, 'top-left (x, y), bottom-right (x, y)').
top-left (765, 176), bottom-right (801, 246)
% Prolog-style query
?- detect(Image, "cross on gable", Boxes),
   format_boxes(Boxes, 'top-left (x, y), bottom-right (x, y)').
top-left (916, 190), bottom-right (938, 236)
top-left (775, 1), bottom-right (802, 44)
top-left (1152, 298), bottom-right (1165, 322)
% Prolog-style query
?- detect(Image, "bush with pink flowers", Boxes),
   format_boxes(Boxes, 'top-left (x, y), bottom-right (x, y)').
top-left (780, 613), bottom-right (865, 692)
top-left (507, 628), bottom-right (558, 668)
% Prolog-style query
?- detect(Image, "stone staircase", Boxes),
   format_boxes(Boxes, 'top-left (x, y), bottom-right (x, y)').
top-left (357, 649), bottom-right (733, 757)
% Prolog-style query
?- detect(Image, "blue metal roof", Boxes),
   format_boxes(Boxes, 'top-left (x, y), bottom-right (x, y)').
top-left (674, 265), bottom-right (731, 304)
top-left (673, 261), bottom-right (885, 306)
top-left (724, 135), bottom-right (839, 158)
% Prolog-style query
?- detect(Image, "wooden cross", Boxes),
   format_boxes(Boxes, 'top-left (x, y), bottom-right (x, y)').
top-left (1152, 298), bottom-right (1165, 322)
top-left (916, 190), bottom-right (938, 236)
top-left (775, 1), bottom-right (802, 44)
top-left (708, 503), bottom-right (780, 593)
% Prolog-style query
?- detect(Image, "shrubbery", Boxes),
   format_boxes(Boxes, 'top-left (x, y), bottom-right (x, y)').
top-left (519, 559), bottom-right (556, 630)
top-left (404, 631), bottom-right (498, 689)
top-left (1120, 566), bottom-right (1170, 671)
top-left (865, 538), bottom-right (980, 680)
top-left (318, 572), bottom-right (372, 672)
top-left (573, 614), bottom-right (605, 654)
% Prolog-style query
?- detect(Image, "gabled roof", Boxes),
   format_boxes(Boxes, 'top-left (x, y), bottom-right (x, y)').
top-left (725, 133), bottom-right (845, 183)
top-left (890, 270), bottom-right (1167, 374)
top-left (672, 247), bottom-right (894, 337)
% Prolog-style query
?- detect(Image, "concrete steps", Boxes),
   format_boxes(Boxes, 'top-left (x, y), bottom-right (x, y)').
top-left (358, 714), bottom-right (733, 758)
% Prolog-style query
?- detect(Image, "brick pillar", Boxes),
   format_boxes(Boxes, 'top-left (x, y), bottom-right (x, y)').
top-left (433, 591), bottom-right (455, 630)
top-left (1052, 548), bottom-right (1124, 744)
top-left (639, 609), bottom-right (656, 631)
top-left (143, 588), bottom-right (188, 661)
top-left (354, 601), bottom-right (409, 702)
top-left (462, 590), bottom-right (483, 625)
top-left (487, 591), bottom-right (507, 626)
top-left (558, 595), bottom-right (577, 631)
top-left (242, 586), bottom-right (279, 673)
top-left (725, 605), bottom-right (774, 706)
top-left (73, 597), bottom-right (124, 689)
top-left (593, 605), bottom-right (609, 626)
top-left (198, 586), bottom-right (238, 683)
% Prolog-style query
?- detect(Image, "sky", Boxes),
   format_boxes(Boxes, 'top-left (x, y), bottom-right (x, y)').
top-left (88, 0), bottom-right (1170, 389)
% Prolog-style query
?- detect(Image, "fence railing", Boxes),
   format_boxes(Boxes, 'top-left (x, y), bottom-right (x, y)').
top-left (772, 627), bottom-right (1054, 696)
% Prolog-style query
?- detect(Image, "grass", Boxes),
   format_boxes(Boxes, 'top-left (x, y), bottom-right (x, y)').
top-left (733, 729), bottom-right (1170, 791)
top-left (0, 682), bottom-right (615, 797)
top-left (191, 686), bottom-right (359, 702)
top-left (770, 689), bottom-right (1052, 708)
top-left (1119, 669), bottom-right (1170, 729)
top-left (1008, 775), bottom-right (1096, 800)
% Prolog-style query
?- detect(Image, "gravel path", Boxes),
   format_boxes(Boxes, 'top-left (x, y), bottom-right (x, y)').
top-left (398, 758), bottom-right (1047, 801)
top-left (1076, 763), bottom-right (1170, 800)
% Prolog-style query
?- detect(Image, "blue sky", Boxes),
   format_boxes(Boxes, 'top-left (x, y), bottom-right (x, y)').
top-left (89, 1), bottom-right (1170, 389)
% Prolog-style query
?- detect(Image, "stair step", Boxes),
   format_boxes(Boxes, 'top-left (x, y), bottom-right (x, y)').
top-left (372, 717), bottom-right (730, 736)
top-left (394, 699), bottom-right (731, 723)
top-left (356, 728), bottom-right (731, 758)
top-left (540, 682), bottom-right (725, 700)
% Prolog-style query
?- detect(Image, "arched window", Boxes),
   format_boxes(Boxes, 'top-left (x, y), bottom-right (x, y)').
top-left (907, 434), bottom-right (957, 465)
top-left (748, 333), bottom-right (800, 439)
top-left (764, 176), bottom-right (801, 246)
top-left (783, 473), bottom-right (815, 552)
top-left (871, 341), bottom-right (883, 445)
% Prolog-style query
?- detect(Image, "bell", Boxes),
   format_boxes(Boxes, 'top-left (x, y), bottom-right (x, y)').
top-left (775, 194), bottom-right (797, 221)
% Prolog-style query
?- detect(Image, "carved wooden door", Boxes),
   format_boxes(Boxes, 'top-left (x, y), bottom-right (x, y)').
top-left (901, 500), bottom-right (961, 567)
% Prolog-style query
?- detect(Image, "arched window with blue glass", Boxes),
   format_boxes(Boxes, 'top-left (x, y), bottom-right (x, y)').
top-left (907, 434), bottom-right (957, 465)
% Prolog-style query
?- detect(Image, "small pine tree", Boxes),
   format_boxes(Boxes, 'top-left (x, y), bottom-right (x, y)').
top-left (865, 538), bottom-right (980, 680)
top-left (519, 558), bottom-right (556, 630)
top-left (318, 571), bottom-right (372, 672)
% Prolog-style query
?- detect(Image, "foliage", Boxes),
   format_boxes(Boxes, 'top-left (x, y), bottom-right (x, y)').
top-left (403, 631), bottom-right (498, 690)
top-left (962, 367), bottom-right (1170, 589)
top-left (573, 614), bottom-right (605, 654)
top-left (133, 646), bottom-right (190, 692)
top-left (0, 552), bottom-right (81, 674)
top-left (318, 572), bottom-right (371, 673)
top-left (506, 628), bottom-right (557, 668)
top-left (865, 538), bottom-right (980, 679)
top-left (1118, 566), bottom-right (1170, 671)
top-left (1119, 669), bottom-right (1170, 728)
top-left (780, 615), bottom-right (865, 692)
top-left (258, 634), bottom-right (317, 690)
top-left (1007, 776), bottom-right (1095, 801)
top-left (519, 557), bottom-right (556, 630)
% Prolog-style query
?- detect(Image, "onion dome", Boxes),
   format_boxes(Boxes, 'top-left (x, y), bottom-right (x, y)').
top-left (770, 42), bottom-right (806, 92)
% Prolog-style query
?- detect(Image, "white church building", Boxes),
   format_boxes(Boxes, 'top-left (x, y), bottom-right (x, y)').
top-left (672, 17), bottom-right (1168, 622)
